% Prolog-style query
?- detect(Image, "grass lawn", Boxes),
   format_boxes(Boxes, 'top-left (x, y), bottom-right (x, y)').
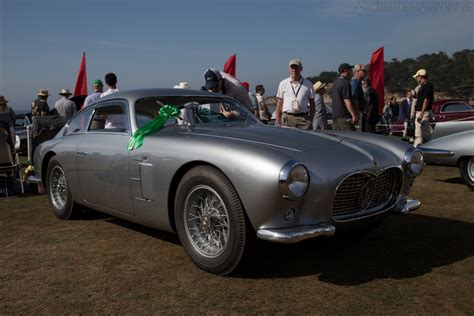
top-left (0, 165), bottom-right (473, 314)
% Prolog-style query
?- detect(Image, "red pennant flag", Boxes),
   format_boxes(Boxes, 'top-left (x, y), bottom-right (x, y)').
top-left (369, 47), bottom-right (384, 113)
top-left (74, 52), bottom-right (88, 96)
top-left (223, 53), bottom-right (236, 77)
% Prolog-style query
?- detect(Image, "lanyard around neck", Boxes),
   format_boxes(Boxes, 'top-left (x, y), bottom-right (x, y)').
top-left (290, 78), bottom-right (303, 98)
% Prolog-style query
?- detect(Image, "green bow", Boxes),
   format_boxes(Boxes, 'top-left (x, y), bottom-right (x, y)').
top-left (128, 104), bottom-right (180, 150)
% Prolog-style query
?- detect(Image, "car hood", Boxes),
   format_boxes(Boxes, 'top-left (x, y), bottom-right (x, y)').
top-left (185, 125), bottom-right (340, 152)
top-left (181, 125), bottom-right (401, 167)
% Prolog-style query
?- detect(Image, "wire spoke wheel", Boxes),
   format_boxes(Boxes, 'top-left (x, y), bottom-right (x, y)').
top-left (46, 157), bottom-right (79, 219)
top-left (50, 165), bottom-right (69, 210)
top-left (184, 185), bottom-right (230, 258)
top-left (175, 165), bottom-right (247, 275)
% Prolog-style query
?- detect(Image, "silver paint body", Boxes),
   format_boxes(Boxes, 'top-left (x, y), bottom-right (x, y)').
top-left (33, 89), bottom-right (417, 238)
top-left (421, 129), bottom-right (474, 165)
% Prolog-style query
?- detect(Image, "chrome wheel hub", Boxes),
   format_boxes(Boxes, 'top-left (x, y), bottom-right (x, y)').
top-left (184, 185), bottom-right (230, 258)
top-left (50, 166), bottom-right (68, 210)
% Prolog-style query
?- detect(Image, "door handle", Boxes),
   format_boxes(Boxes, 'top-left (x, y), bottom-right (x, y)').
top-left (77, 151), bottom-right (89, 156)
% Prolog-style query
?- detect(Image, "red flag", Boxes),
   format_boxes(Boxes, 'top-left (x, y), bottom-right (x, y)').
top-left (223, 53), bottom-right (236, 77)
top-left (369, 47), bottom-right (384, 113)
top-left (74, 52), bottom-right (88, 96)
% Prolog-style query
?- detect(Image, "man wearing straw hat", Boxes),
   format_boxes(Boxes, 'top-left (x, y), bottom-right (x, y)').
top-left (31, 89), bottom-right (50, 117)
top-left (312, 81), bottom-right (330, 130)
top-left (54, 89), bottom-right (76, 120)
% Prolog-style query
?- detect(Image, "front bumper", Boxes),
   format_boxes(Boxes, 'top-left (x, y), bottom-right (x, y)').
top-left (257, 196), bottom-right (421, 243)
top-left (257, 223), bottom-right (336, 243)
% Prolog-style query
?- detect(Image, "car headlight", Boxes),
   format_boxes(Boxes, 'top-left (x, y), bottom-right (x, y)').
top-left (279, 161), bottom-right (309, 200)
top-left (403, 147), bottom-right (424, 177)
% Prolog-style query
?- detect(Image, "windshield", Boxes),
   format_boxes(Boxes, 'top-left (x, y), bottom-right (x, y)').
top-left (134, 96), bottom-right (260, 128)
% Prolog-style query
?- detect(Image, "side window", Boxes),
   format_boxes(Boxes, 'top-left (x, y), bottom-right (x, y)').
top-left (135, 99), bottom-right (160, 128)
top-left (442, 103), bottom-right (470, 113)
top-left (89, 104), bottom-right (129, 132)
top-left (65, 108), bottom-right (93, 136)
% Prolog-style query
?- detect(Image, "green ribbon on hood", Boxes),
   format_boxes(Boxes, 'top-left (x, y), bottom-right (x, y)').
top-left (128, 104), bottom-right (180, 150)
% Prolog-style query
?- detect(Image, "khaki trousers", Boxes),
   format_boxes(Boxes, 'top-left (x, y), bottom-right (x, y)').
top-left (333, 118), bottom-right (355, 131)
top-left (414, 110), bottom-right (433, 147)
top-left (283, 113), bottom-right (312, 130)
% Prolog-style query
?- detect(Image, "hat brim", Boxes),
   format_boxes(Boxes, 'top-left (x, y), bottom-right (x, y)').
top-left (205, 81), bottom-right (219, 90)
top-left (315, 84), bottom-right (327, 91)
top-left (59, 93), bottom-right (72, 96)
top-left (37, 93), bottom-right (49, 96)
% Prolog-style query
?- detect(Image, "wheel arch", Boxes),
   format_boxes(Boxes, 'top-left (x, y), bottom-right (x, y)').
top-left (457, 155), bottom-right (473, 166)
top-left (41, 151), bottom-right (57, 185)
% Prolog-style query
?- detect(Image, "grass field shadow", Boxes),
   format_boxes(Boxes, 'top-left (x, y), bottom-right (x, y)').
top-left (234, 214), bottom-right (474, 285)
top-left (435, 177), bottom-right (465, 185)
top-left (105, 217), bottom-right (181, 245)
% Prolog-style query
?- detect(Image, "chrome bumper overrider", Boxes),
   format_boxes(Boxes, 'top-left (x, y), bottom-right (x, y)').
top-left (27, 175), bottom-right (42, 184)
top-left (257, 223), bottom-right (336, 243)
top-left (393, 196), bottom-right (421, 215)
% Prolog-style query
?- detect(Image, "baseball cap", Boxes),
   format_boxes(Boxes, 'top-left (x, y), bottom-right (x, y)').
top-left (204, 68), bottom-right (222, 89)
top-left (241, 81), bottom-right (250, 88)
top-left (338, 63), bottom-right (353, 73)
top-left (289, 58), bottom-right (302, 67)
top-left (92, 79), bottom-right (103, 86)
top-left (412, 69), bottom-right (428, 78)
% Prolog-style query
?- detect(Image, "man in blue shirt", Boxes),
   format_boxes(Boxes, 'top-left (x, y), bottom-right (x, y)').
top-left (332, 63), bottom-right (359, 131)
top-left (351, 64), bottom-right (367, 131)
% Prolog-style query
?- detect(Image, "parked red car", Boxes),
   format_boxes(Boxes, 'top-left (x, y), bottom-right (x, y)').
top-left (390, 99), bottom-right (474, 135)
top-left (431, 99), bottom-right (474, 122)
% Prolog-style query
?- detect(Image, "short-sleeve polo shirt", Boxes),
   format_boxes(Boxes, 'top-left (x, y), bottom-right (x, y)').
top-left (276, 77), bottom-right (314, 113)
top-left (415, 81), bottom-right (434, 111)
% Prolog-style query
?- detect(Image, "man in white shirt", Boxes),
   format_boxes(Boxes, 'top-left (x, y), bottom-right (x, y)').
top-left (275, 59), bottom-right (315, 129)
top-left (84, 79), bottom-right (104, 108)
top-left (100, 72), bottom-right (120, 98)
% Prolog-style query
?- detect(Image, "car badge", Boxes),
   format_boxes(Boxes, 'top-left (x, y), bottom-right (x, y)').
top-left (373, 158), bottom-right (378, 166)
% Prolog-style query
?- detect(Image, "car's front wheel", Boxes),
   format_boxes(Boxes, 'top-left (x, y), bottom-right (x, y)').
top-left (46, 157), bottom-right (80, 219)
top-left (175, 166), bottom-right (247, 275)
top-left (459, 157), bottom-right (474, 191)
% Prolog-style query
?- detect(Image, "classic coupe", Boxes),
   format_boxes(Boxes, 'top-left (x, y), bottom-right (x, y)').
top-left (32, 89), bottom-right (424, 275)
top-left (421, 122), bottom-right (474, 191)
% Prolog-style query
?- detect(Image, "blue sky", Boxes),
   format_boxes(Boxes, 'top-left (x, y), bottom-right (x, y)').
top-left (1, 0), bottom-right (473, 111)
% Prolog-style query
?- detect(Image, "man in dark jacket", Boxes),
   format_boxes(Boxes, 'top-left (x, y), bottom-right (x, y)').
top-left (32, 89), bottom-right (50, 117)
top-left (362, 78), bottom-right (379, 133)
top-left (399, 90), bottom-right (413, 139)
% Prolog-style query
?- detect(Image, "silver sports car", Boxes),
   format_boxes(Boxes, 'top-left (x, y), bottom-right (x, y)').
top-left (32, 89), bottom-right (424, 275)
top-left (421, 124), bottom-right (474, 191)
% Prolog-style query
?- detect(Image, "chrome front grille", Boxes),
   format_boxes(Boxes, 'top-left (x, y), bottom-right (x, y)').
top-left (331, 168), bottom-right (403, 221)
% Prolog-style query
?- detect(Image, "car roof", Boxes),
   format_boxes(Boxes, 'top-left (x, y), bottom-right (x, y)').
top-left (99, 88), bottom-right (225, 101)
top-left (432, 99), bottom-right (470, 111)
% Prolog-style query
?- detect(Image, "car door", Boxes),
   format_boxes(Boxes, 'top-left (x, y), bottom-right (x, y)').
top-left (76, 100), bottom-right (134, 215)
